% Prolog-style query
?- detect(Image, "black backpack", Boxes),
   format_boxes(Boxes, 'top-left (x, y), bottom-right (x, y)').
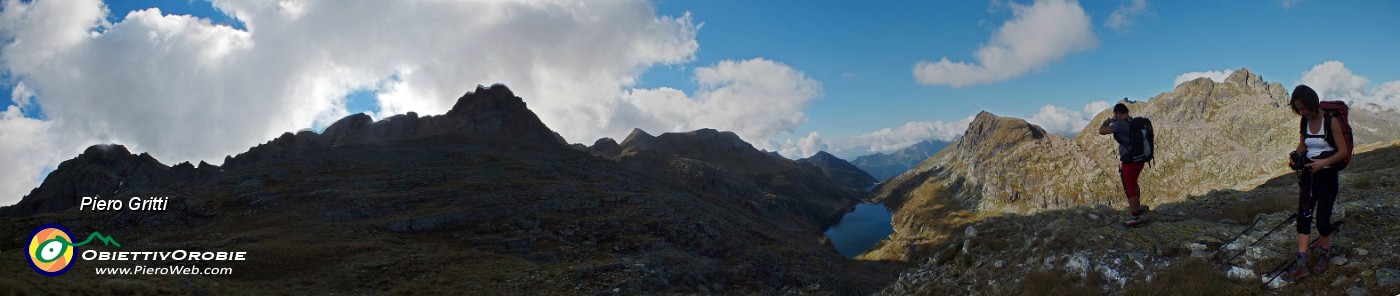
top-left (1122, 117), bottom-right (1154, 163)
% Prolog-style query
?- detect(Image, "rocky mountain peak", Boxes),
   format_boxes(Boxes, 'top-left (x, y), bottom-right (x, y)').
top-left (959, 111), bottom-right (1048, 157)
top-left (1224, 67), bottom-right (1265, 89)
top-left (221, 84), bottom-right (566, 168)
top-left (620, 128), bottom-right (658, 150)
top-left (445, 84), bottom-right (521, 118)
top-left (81, 143), bottom-right (134, 160)
top-left (0, 144), bottom-right (185, 217)
top-left (586, 137), bottom-right (622, 158)
top-left (799, 151), bottom-right (878, 191)
top-left (437, 84), bottom-right (562, 145)
top-left (809, 151), bottom-right (839, 161)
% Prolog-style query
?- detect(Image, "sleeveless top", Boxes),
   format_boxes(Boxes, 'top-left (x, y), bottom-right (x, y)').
top-left (1304, 118), bottom-right (1335, 159)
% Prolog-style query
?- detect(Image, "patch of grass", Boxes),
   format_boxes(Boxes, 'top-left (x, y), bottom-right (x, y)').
top-left (1123, 258), bottom-right (1250, 296)
top-left (1020, 269), bottom-right (1105, 296)
top-left (1214, 193), bottom-right (1294, 224)
top-left (1352, 176), bottom-right (1372, 190)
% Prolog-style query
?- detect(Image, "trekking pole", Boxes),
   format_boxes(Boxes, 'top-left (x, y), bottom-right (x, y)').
top-left (1220, 213), bottom-right (1297, 266)
top-left (1213, 215), bottom-right (1267, 265)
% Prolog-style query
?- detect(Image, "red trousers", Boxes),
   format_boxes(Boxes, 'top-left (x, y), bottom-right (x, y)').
top-left (1120, 162), bottom-right (1145, 203)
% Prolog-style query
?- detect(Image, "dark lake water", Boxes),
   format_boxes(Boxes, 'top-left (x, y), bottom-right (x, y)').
top-left (824, 203), bottom-right (894, 258)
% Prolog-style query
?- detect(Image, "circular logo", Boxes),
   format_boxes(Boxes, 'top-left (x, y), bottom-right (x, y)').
top-left (27, 224), bottom-right (75, 276)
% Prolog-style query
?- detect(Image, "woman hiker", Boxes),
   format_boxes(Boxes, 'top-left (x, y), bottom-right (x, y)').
top-left (1280, 84), bottom-right (1350, 282)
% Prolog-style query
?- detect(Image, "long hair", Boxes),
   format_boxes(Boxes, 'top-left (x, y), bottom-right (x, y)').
top-left (1291, 84), bottom-right (1320, 115)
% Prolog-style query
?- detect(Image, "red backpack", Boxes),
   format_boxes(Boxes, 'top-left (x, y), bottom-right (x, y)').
top-left (1299, 101), bottom-right (1353, 170)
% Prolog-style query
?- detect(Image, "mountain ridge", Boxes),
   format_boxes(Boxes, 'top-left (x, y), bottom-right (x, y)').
top-left (0, 84), bottom-right (899, 294)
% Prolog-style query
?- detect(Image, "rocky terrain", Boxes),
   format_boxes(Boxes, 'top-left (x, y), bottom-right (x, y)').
top-left (877, 140), bottom-right (1400, 295)
top-left (799, 151), bottom-right (879, 193)
top-left (0, 85), bottom-right (904, 295)
top-left (863, 69), bottom-right (1400, 261)
top-left (851, 140), bottom-right (950, 181)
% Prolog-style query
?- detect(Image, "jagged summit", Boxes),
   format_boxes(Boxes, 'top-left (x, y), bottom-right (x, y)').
top-left (224, 84), bottom-right (565, 168)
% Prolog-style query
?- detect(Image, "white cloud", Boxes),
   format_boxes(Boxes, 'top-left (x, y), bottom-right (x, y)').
top-left (1301, 61), bottom-right (1368, 101)
top-left (1105, 0), bottom-right (1148, 33)
top-left (1279, 0), bottom-right (1304, 9)
top-left (1174, 69), bottom-right (1234, 86)
top-left (769, 131), bottom-right (827, 159)
top-left (0, 0), bottom-right (831, 206)
top-left (832, 116), bottom-right (975, 155)
top-left (1082, 100), bottom-right (1113, 115)
top-left (1026, 100), bottom-right (1111, 136)
top-left (621, 58), bottom-right (822, 148)
top-left (913, 0), bottom-right (1097, 87)
top-left (1300, 60), bottom-right (1399, 111)
top-left (0, 106), bottom-right (70, 203)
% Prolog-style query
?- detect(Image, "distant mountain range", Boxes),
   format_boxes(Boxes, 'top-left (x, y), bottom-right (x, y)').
top-left (851, 140), bottom-right (951, 181)
top-left (861, 68), bottom-right (1400, 260)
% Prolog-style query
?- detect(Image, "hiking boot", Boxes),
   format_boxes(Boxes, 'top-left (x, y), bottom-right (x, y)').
top-left (1281, 259), bottom-right (1309, 282)
top-left (1312, 249), bottom-right (1331, 274)
top-left (1123, 215), bottom-right (1145, 227)
top-left (1132, 205), bottom-right (1151, 216)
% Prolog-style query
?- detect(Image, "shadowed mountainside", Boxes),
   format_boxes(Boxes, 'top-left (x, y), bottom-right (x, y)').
top-left (798, 151), bottom-right (879, 193)
top-left (0, 85), bottom-right (903, 295)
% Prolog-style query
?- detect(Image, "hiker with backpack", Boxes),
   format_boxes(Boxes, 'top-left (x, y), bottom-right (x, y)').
top-left (1098, 103), bottom-right (1154, 227)
top-left (1280, 84), bottom-right (1353, 282)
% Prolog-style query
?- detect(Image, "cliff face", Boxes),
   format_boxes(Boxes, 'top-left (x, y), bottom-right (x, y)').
top-left (864, 69), bottom-right (1400, 261)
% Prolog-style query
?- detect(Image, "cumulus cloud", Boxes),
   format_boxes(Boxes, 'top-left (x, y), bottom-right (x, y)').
top-left (768, 131), bottom-right (827, 159)
top-left (1174, 69), bottom-right (1234, 86)
top-left (0, 0), bottom-right (829, 205)
top-left (1300, 60), bottom-right (1400, 111)
top-left (1105, 0), bottom-right (1148, 33)
top-left (621, 58), bottom-right (822, 146)
top-left (1026, 100), bottom-right (1111, 136)
top-left (0, 106), bottom-right (68, 203)
top-left (1301, 61), bottom-right (1369, 101)
top-left (913, 0), bottom-right (1097, 87)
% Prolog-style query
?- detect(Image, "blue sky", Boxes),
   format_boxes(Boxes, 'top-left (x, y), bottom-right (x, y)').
top-left (1, 0), bottom-right (1399, 204)
top-left (644, 0), bottom-right (1400, 143)
top-left (4, 0), bottom-right (1398, 146)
